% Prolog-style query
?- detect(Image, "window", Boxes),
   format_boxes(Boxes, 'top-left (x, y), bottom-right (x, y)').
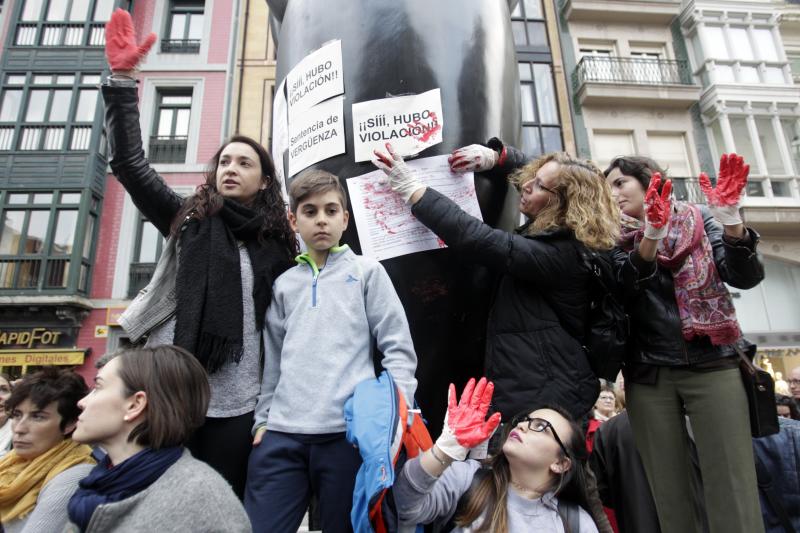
top-left (518, 62), bottom-right (561, 157)
top-left (0, 73), bottom-right (99, 151)
top-left (592, 131), bottom-right (635, 171)
top-left (692, 23), bottom-right (787, 86)
top-left (14, 0), bottom-right (109, 46)
top-left (149, 89), bottom-right (192, 163)
top-left (162, 0), bottom-right (204, 53)
top-left (0, 191), bottom-right (97, 292)
top-left (647, 133), bottom-right (692, 176)
top-left (510, 0), bottom-right (547, 51)
top-left (128, 216), bottom-right (164, 298)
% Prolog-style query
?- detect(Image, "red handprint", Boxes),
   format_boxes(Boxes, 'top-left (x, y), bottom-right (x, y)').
top-left (446, 377), bottom-right (502, 449)
top-left (644, 172), bottom-right (672, 229)
top-left (105, 9), bottom-right (156, 71)
top-left (699, 153), bottom-right (749, 207)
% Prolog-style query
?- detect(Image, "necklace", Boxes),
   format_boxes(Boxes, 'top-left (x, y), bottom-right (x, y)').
top-left (509, 480), bottom-right (542, 498)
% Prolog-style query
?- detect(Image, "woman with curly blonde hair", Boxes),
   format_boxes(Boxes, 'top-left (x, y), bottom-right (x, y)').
top-left (372, 143), bottom-right (620, 423)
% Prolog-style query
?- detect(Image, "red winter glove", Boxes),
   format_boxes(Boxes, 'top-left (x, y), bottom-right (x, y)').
top-left (699, 153), bottom-right (749, 225)
top-left (435, 377), bottom-right (502, 461)
top-left (105, 9), bottom-right (156, 71)
top-left (643, 172), bottom-right (672, 240)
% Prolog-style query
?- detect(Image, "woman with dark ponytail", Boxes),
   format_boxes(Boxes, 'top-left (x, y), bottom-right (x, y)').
top-left (101, 9), bottom-right (296, 498)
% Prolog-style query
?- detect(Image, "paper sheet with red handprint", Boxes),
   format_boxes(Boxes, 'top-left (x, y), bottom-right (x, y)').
top-left (346, 155), bottom-right (482, 260)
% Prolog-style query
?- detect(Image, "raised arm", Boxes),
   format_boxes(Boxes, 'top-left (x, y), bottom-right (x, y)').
top-left (372, 144), bottom-right (576, 286)
top-left (103, 9), bottom-right (182, 236)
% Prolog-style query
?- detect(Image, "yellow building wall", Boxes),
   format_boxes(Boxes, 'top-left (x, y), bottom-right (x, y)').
top-left (230, 0), bottom-right (277, 147)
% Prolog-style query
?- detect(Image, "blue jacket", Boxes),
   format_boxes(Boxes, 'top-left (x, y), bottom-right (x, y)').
top-left (345, 371), bottom-right (430, 533)
top-left (753, 417), bottom-right (800, 533)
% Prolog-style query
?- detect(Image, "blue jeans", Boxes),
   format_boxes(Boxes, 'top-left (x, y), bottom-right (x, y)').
top-left (244, 431), bottom-right (362, 533)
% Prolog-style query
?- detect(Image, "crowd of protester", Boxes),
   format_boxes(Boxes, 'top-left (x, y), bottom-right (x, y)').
top-left (2, 9), bottom-right (800, 533)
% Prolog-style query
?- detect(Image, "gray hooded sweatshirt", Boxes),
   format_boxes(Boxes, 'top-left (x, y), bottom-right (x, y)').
top-left (254, 245), bottom-right (418, 434)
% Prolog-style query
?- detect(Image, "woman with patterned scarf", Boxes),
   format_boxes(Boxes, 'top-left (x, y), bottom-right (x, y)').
top-left (604, 154), bottom-right (765, 533)
top-left (101, 10), bottom-right (297, 498)
top-left (0, 368), bottom-right (95, 533)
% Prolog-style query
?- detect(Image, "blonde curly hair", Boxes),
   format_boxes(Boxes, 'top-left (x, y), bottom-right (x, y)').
top-left (510, 152), bottom-right (620, 250)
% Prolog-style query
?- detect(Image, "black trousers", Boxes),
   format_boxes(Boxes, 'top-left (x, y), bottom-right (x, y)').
top-left (187, 411), bottom-right (254, 500)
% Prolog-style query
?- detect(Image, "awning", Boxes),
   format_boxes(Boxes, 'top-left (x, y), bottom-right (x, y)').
top-left (0, 349), bottom-right (86, 366)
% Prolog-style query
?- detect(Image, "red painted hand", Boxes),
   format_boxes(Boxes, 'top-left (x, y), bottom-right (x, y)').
top-left (699, 153), bottom-right (749, 207)
top-left (446, 377), bottom-right (502, 449)
top-left (105, 9), bottom-right (156, 71)
top-left (644, 172), bottom-right (672, 229)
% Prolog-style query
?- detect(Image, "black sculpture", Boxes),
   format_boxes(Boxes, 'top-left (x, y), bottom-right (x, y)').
top-left (268, 0), bottom-right (522, 434)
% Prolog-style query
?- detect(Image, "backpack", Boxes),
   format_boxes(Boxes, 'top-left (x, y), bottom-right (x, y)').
top-left (551, 243), bottom-right (628, 382)
top-left (577, 245), bottom-right (629, 382)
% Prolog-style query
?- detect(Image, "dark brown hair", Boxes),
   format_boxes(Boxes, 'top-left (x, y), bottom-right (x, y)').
top-left (288, 169), bottom-right (348, 213)
top-left (454, 404), bottom-right (599, 532)
top-left (5, 367), bottom-right (87, 432)
top-left (603, 155), bottom-right (666, 190)
top-left (170, 135), bottom-right (298, 256)
top-left (111, 345), bottom-right (210, 449)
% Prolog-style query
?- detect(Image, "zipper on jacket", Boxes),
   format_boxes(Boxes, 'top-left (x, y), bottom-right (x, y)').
top-left (312, 270), bottom-right (319, 308)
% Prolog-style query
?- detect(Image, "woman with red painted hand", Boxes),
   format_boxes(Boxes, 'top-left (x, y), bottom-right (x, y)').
top-left (102, 9), bottom-right (296, 499)
top-left (604, 154), bottom-right (765, 533)
top-left (394, 377), bottom-right (602, 532)
top-left (372, 144), bottom-right (620, 424)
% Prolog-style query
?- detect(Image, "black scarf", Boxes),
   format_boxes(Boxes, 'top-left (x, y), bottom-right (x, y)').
top-left (174, 199), bottom-right (289, 373)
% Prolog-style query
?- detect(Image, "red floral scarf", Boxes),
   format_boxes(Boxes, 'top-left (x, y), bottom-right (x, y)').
top-left (619, 202), bottom-right (741, 345)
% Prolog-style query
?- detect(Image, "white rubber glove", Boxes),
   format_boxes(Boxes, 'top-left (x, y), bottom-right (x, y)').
top-left (372, 143), bottom-right (425, 203)
top-left (448, 144), bottom-right (499, 173)
top-left (643, 173), bottom-right (672, 241)
top-left (435, 377), bottom-right (502, 461)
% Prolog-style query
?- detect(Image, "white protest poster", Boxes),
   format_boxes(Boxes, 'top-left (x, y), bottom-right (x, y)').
top-left (288, 96), bottom-right (345, 177)
top-left (346, 155), bottom-right (481, 260)
top-left (287, 40), bottom-right (344, 117)
top-left (351, 88), bottom-right (443, 163)
top-left (271, 79), bottom-right (289, 202)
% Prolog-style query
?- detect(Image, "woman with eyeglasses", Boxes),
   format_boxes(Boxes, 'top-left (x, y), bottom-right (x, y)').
top-left (604, 154), bottom-right (765, 533)
top-left (372, 144), bottom-right (620, 424)
top-left (394, 377), bottom-right (602, 532)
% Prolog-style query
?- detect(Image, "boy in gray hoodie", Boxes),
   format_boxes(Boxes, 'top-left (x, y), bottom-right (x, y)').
top-left (244, 169), bottom-right (418, 533)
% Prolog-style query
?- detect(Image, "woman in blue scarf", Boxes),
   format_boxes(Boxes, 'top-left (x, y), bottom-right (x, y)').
top-left (66, 346), bottom-right (251, 532)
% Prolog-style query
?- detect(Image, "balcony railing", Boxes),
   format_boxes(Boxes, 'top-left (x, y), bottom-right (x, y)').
top-left (14, 22), bottom-right (105, 47)
top-left (128, 262), bottom-right (156, 299)
top-left (160, 39), bottom-right (201, 53)
top-left (573, 56), bottom-right (694, 90)
top-left (148, 136), bottom-right (187, 164)
top-left (670, 177), bottom-right (706, 204)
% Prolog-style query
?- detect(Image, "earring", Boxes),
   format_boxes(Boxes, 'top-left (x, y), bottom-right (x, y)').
top-left (123, 415), bottom-right (129, 422)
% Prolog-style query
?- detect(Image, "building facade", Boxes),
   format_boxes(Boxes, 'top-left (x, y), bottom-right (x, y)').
top-left (0, 0), bottom-right (242, 379)
top-left (0, 0), bottom-right (111, 378)
top-left (558, 0), bottom-right (800, 375)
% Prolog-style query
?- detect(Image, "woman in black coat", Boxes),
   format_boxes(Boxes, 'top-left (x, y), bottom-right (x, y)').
top-left (372, 143), bottom-right (620, 422)
top-left (604, 154), bottom-right (765, 533)
top-left (103, 10), bottom-right (296, 498)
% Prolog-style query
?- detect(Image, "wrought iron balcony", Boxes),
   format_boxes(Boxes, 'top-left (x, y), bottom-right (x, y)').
top-left (160, 39), bottom-right (201, 53)
top-left (573, 56), bottom-right (694, 89)
top-left (128, 262), bottom-right (156, 299)
top-left (148, 136), bottom-right (188, 164)
top-left (670, 177), bottom-right (705, 204)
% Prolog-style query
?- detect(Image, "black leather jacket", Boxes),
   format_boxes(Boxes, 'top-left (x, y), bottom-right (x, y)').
top-left (614, 206), bottom-right (764, 367)
top-left (102, 84), bottom-right (184, 236)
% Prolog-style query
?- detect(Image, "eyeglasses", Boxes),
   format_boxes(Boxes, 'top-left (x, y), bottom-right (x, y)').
top-left (511, 415), bottom-right (569, 457)
top-left (789, 379), bottom-right (800, 387)
top-left (520, 177), bottom-right (559, 196)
